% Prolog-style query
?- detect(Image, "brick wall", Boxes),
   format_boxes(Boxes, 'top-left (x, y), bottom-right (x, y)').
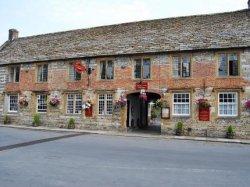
top-left (0, 49), bottom-right (250, 138)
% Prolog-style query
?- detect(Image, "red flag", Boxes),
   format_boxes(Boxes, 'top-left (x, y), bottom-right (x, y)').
top-left (73, 60), bottom-right (86, 73)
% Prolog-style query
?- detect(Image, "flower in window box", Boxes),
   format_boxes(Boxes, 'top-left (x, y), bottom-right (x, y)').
top-left (195, 98), bottom-right (211, 109)
top-left (49, 95), bottom-right (60, 107)
top-left (19, 95), bottom-right (28, 107)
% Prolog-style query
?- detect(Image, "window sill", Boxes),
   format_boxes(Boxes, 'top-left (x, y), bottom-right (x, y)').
top-left (172, 115), bottom-right (191, 118)
top-left (172, 77), bottom-right (193, 80)
top-left (216, 76), bottom-right (241, 79)
top-left (216, 116), bottom-right (239, 119)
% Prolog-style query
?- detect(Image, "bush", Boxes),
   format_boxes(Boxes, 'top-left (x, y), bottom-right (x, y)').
top-left (175, 122), bottom-right (183, 136)
top-left (32, 113), bottom-right (41, 127)
top-left (151, 109), bottom-right (158, 119)
top-left (68, 118), bottom-right (75, 129)
top-left (226, 125), bottom-right (235, 139)
top-left (3, 115), bottom-right (11, 124)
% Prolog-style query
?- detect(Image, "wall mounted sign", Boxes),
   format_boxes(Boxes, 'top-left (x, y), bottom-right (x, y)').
top-left (85, 106), bottom-right (93, 117)
top-left (199, 108), bottom-right (210, 121)
top-left (161, 107), bottom-right (170, 119)
top-left (135, 82), bottom-right (148, 90)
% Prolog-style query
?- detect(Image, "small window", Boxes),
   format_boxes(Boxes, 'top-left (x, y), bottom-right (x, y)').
top-left (218, 53), bottom-right (239, 76)
top-left (37, 64), bottom-right (48, 82)
top-left (218, 92), bottom-right (238, 117)
top-left (100, 60), bottom-right (114, 80)
top-left (172, 56), bottom-right (190, 78)
top-left (8, 94), bottom-right (18, 112)
top-left (67, 94), bottom-right (82, 114)
top-left (69, 65), bottom-right (81, 81)
top-left (98, 94), bottom-right (113, 115)
top-left (173, 93), bottom-right (190, 116)
top-left (9, 66), bottom-right (20, 83)
top-left (134, 58), bottom-right (151, 79)
top-left (37, 94), bottom-right (47, 113)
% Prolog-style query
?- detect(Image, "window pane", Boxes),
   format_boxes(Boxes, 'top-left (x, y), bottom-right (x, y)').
top-left (229, 54), bottom-right (238, 76)
top-left (219, 54), bottom-right (228, 76)
top-left (182, 57), bottom-right (190, 77)
top-left (9, 95), bottom-right (18, 112)
top-left (218, 93), bottom-right (237, 116)
top-left (15, 67), bottom-right (20, 82)
top-left (67, 94), bottom-right (74, 114)
top-left (173, 57), bottom-right (181, 77)
top-left (106, 61), bottom-right (114, 79)
top-left (100, 61), bottom-right (106, 79)
top-left (75, 94), bottom-right (82, 114)
top-left (143, 59), bottom-right (151, 79)
top-left (173, 93), bottom-right (190, 115)
top-left (42, 64), bottom-right (48, 82)
top-left (98, 94), bottom-right (105, 115)
top-left (134, 59), bottom-right (141, 78)
top-left (37, 95), bottom-right (47, 112)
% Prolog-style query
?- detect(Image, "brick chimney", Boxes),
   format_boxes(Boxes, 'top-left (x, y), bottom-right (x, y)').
top-left (8, 29), bottom-right (19, 41)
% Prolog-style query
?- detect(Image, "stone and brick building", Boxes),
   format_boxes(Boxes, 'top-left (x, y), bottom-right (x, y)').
top-left (0, 7), bottom-right (249, 138)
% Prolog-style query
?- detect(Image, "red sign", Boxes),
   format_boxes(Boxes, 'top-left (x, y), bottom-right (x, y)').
top-left (85, 106), bottom-right (93, 117)
top-left (135, 82), bottom-right (148, 90)
top-left (73, 60), bottom-right (86, 73)
top-left (199, 108), bottom-right (210, 121)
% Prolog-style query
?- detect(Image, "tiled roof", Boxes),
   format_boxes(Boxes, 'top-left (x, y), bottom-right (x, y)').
top-left (0, 9), bottom-right (249, 65)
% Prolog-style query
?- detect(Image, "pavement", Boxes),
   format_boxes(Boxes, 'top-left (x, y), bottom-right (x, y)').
top-left (0, 126), bottom-right (250, 187)
top-left (1, 124), bottom-right (250, 144)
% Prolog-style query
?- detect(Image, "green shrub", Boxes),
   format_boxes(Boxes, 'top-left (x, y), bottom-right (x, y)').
top-left (3, 115), bottom-right (11, 124)
top-left (226, 125), bottom-right (235, 139)
top-left (32, 113), bottom-right (41, 127)
top-left (68, 118), bottom-right (75, 129)
top-left (151, 109), bottom-right (158, 119)
top-left (175, 122), bottom-right (183, 136)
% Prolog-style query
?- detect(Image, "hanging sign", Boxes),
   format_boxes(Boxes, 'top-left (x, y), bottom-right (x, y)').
top-left (73, 60), bottom-right (86, 73)
top-left (199, 108), bottom-right (210, 121)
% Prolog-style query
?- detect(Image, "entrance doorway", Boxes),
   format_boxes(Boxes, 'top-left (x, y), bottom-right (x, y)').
top-left (126, 92), bottom-right (161, 133)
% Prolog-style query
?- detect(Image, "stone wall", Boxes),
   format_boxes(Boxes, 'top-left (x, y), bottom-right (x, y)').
top-left (0, 49), bottom-right (249, 138)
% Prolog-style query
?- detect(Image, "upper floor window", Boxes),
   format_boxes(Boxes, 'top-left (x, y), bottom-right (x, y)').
top-left (37, 64), bottom-right (48, 82)
top-left (218, 53), bottom-right (239, 77)
top-left (98, 94), bottom-right (113, 115)
top-left (8, 94), bottom-right (18, 112)
top-left (69, 65), bottom-right (81, 81)
top-left (37, 94), bottom-right (47, 113)
top-left (9, 66), bottom-right (20, 83)
top-left (100, 60), bottom-right (114, 80)
top-left (218, 92), bottom-right (238, 117)
top-left (134, 58), bottom-right (151, 79)
top-left (173, 93), bottom-right (190, 116)
top-left (67, 94), bottom-right (82, 114)
top-left (172, 56), bottom-right (190, 78)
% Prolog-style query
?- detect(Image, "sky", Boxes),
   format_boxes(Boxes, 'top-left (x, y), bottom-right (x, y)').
top-left (0, 0), bottom-right (248, 45)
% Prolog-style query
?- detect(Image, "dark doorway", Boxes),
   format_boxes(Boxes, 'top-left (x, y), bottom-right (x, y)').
top-left (126, 92), bottom-right (161, 134)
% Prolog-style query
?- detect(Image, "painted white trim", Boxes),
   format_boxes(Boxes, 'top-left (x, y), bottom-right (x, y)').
top-left (218, 92), bottom-right (238, 117)
top-left (36, 94), bottom-right (47, 113)
top-left (172, 93), bottom-right (191, 117)
top-left (8, 94), bottom-right (19, 113)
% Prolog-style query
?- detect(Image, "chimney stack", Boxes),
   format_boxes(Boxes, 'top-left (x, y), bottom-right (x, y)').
top-left (8, 29), bottom-right (19, 41)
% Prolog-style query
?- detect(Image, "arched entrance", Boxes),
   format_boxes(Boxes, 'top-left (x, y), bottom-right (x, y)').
top-left (126, 91), bottom-right (161, 133)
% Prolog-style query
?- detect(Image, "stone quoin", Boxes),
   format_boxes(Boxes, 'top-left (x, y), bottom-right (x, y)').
top-left (0, 7), bottom-right (249, 138)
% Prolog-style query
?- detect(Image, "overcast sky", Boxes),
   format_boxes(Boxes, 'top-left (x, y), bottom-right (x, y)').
top-left (0, 0), bottom-right (248, 45)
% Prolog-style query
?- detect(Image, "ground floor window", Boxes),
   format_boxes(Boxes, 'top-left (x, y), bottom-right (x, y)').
top-left (37, 94), bottom-right (47, 113)
top-left (173, 93), bottom-right (190, 116)
top-left (218, 92), bottom-right (238, 117)
top-left (8, 94), bottom-right (18, 112)
top-left (67, 94), bottom-right (82, 114)
top-left (98, 94), bottom-right (113, 115)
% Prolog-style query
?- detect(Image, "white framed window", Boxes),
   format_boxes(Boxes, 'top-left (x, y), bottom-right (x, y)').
top-left (98, 94), bottom-right (113, 115)
top-left (37, 94), bottom-right (47, 113)
top-left (218, 92), bottom-right (238, 117)
top-left (8, 94), bottom-right (18, 112)
top-left (67, 94), bottom-right (82, 114)
top-left (37, 64), bottom-right (48, 82)
top-left (173, 93), bottom-right (190, 116)
top-left (9, 66), bottom-right (20, 83)
top-left (69, 65), bottom-right (81, 81)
